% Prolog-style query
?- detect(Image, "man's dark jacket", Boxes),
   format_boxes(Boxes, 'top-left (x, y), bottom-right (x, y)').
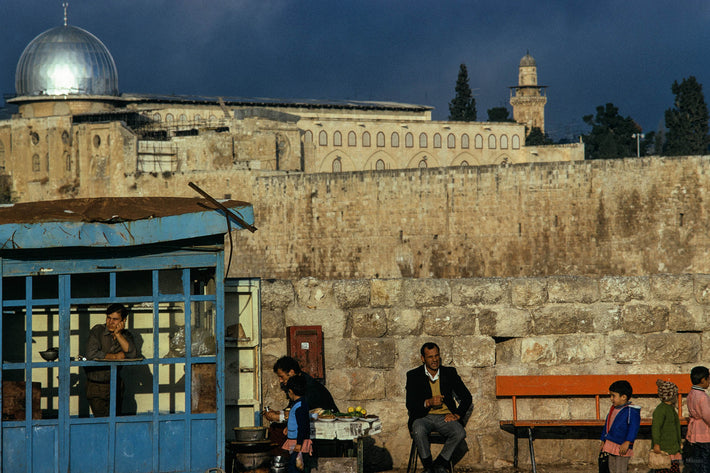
top-left (284, 372), bottom-right (339, 413)
top-left (405, 365), bottom-right (472, 431)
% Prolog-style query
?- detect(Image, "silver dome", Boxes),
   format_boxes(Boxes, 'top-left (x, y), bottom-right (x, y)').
top-left (15, 25), bottom-right (118, 97)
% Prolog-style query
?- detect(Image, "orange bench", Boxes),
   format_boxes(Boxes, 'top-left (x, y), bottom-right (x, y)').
top-left (496, 374), bottom-right (691, 472)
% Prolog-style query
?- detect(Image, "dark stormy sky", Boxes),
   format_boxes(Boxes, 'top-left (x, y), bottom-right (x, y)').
top-left (1, 0), bottom-right (709, 141)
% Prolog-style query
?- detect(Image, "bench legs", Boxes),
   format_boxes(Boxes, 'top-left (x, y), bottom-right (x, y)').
top-left (512, 427), bottom-right (537, 473)
top-left (527, 427), bottom-right (537, 473)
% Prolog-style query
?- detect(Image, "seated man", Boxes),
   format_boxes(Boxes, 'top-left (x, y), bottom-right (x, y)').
top-left (406, 342), bottom-right (472, 473)
top-left (84, 303), bottom-right (140, 417)
top-left (263, 356), bottom-right (339, 449)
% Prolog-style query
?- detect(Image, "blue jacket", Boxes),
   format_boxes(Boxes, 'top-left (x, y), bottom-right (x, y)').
top-left (601, 403), bottom-right (641, 445)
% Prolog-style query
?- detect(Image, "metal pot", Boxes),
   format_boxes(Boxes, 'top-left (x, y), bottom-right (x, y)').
top-left (233, 426), bottom-right (268, 442)
top-left (235, 451), bottom-right (272, 470)
top-left (271, 455), bottom-right (288, 466)
top-left (271, 466), bottom-right (288, 473)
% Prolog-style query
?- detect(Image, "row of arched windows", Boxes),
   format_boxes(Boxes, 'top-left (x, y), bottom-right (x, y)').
top-left (331, 156), bottom-right (476, 172)
top-left (152, 113), bottom-right (219, 123)
top-left (307, 130), bottom-right (520, 150)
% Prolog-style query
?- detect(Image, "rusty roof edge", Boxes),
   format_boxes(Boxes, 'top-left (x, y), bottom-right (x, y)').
top-left (0, 204), bottom-right (255, 250)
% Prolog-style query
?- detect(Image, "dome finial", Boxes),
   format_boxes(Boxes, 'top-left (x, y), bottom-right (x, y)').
top-left (62, 2), bottom-right (69, 26)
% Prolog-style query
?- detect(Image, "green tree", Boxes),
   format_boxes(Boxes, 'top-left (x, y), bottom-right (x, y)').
top-left (582, 103), bottom-right (639, 159)
top-left (448, 64), bottom-right (476, 121)
top-left (525, 127), bottom-right (553, 146)
top-left (487, 106), bottom-right (514, 122)
top-left (664, 76), bottom-right (710, 156)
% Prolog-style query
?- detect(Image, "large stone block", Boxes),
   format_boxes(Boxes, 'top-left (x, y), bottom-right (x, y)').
top-left (333, 279), bottom-right (370, 309)
top-left (351, 308), bottom-right (387, 338)
top-left (384, 307), bottom-right (423, 336)
top-left (547, 276), bottom-right (600, 303)
top-left (608, 334), bottom-right (646, 363)
top-left (488, 306), bottom-right (531, 337)
top-left (452, 336), bottom-right (495, 368)
top-left (421, 306), bottom-right (477, 336)
top-left (329, 368), bottom-right (386, 400)
top-left (650, 274), bottom-right (693, 301)
top-left (403, 279), bottom-right (451, 307)
top-left (669, 303), bottom-right (707, 332)
top-left (645, 333), bottom-right (701, 363)
top-left (511, 278), bottom-right (548, 308)
top-left (357, 339), bottom-right (396, 369)
top-left (495, 338), bottom-right (521, 365)
top-left (261, 279), bottom-right (294, 310)
top-left (590, 303), bottom-right (622, 333)
top-left (370, 279), bottom-right (402, 307)
top-left (621, 303), bottom-right (669, 334)
top-left (693, 274), bottom-right (710, 303)
top-left (520, 337), bottom-right (557, 365)
top-left (532, 304), bottom-right (595, 334)
top-left (261, 308), bottom-right (286, 338)
top-left (600, 276), bottom-right (650, 302)
top-left (294, 277), bottom-right (337, 309)
top-left (451, 278), bottom-right (509, 305)
top-left (324, 338), bottom-right (358, 369)
top-left (702, 332), bottom-right (710, 362)
top-left (284, 306), bottom-right (347, 338)
top-left (554, 334), bottom-right (605, 364)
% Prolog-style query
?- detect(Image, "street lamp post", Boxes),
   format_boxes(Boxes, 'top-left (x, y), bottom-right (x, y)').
top-left (632, 133), bottom-right (645, 158)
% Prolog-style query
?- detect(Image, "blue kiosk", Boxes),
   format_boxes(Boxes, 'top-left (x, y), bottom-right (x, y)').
top-left (0, 197), bottom-right (255, 473)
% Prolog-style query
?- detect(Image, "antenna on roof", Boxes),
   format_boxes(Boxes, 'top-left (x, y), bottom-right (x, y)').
top-left (62, 2), bottom-right (69, 26)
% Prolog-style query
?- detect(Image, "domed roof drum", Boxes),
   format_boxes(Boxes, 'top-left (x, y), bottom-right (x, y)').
top-left (520, 53), bottom-right (536, 67)
top-left (15, 25), bottom-right (118, 97)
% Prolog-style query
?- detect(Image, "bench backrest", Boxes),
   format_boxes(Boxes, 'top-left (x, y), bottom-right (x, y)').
top-left (496, 374), bottom-right (692, 420)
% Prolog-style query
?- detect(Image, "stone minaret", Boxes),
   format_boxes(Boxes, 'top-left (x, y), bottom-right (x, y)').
top-left (510, 52), bottom-right (547, 135)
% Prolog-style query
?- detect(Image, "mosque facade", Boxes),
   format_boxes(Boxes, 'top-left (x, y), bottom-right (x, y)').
top-left (0, 22), bottom-right (583, 204)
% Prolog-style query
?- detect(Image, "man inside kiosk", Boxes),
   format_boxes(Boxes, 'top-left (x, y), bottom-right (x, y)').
top-left (84, 303), bottom-right (140, 417)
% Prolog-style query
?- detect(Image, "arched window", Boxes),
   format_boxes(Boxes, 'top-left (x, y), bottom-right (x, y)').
top-left (209, 115), bottom-right (217, 122)
top-left (166, 113), bottom-right (174, 122)
top-left (377, 132), bottom-right (385, 147)
top-left (0, 140), bottom-right (5, 170)
top-left (447, 133), bottom-right (455, 148)
top-left (460, 160), bottom-right (469, 166)
top-left (319, 131), bottom-right (328, 146)
top-left (376, 159), bottom-right (385, 170)
top-left (488, 135), bottom-right (497, 149)
top-left (433, 133), bottom-right (442, 148)
top-left (391, 132), bottom-right (400, 147)
top-left (333, 131), bottom-right (342, 146)
top-left (65, 151), bottom-right (71, 171)
top-left (512, 135), bottom-right (521, 149)
top-left (418, 159), bottom-right (428, 168)
top-left (153, 113), bottom-right (161, 122)
top-left (500, 134), bottom-right (509, 149)
top-left (32, 154), bottom-right (40, 172)
top-left (405, 133), bottom-right (414, 148)
top-left (195, 114), bottom-right (202, 122)
top-left (304, 130), bottom-right (313, 143)
top-left (475, 134), bottom-right (483, 149)
top-left (179, 114), bottom-right (187, 122)
top-left (362, 132), bottom-right (371, 147)
top-left (332, 157), bottom-right (342, 172)
top-left (419, 133), bottom-right (427, 148)
top-left (348, 131), bottom-right (356, 146)
top-left (461, 134), bottom-right (469, 149)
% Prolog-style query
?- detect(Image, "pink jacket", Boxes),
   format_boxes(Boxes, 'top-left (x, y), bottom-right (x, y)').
top-left (687, 386), bottom-right (710, 443)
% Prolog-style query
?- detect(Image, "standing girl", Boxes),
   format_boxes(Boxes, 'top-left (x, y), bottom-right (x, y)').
top-left (651, 379), bottom-right (681, 473)
top-left (282, 375), bottom-right (312, 473)
top-left (600, 380), bottom-right (641, 473)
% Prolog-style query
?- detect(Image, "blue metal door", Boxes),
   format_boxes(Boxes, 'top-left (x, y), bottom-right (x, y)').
top-left (1, 250), bottom-right (226, 473)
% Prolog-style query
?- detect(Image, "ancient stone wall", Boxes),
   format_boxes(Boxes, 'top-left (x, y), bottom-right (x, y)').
top-left (259, 275), bottom-right (709, 469)
top-left (230, 155), bottom-right (710, 280)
